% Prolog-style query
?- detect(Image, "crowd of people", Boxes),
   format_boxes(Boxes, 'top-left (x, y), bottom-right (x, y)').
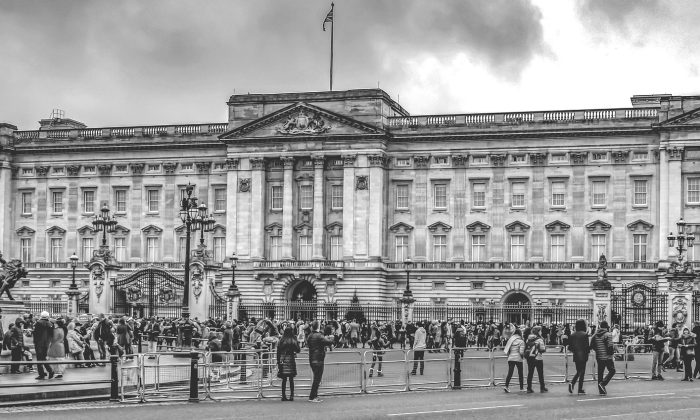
top-left (3, 311), bottom-right (699, 401)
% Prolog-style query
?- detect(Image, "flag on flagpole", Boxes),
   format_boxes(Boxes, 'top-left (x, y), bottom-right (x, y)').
top-left (323, 3), bottom-right (334, 31)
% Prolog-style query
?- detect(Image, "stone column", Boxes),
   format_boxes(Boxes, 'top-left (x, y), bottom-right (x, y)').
top-left (87, 261), bottom-right (115, 315)
top-left (368, 154), bottom-right (387, 260)
top-left (0, 123), bottom-right (15, 253)
top-left (225, 158), bottom-right (240, 257)
top-left (659, 148), bottom-right (669, 260)
top-left (666, 271), bottom-right (694, 331)
top-left (188, 261), bottom-right (208, 321)
top-left (667, 148), bottom-right (684, 257)
top-left (249, 157), bottom-right (266, 260)
top-left (342, 155), bottom-right (356, 259)
top-left (312, 155), bottom-right (325, 260)
top-left (281, 157), bottom-right (295, 259)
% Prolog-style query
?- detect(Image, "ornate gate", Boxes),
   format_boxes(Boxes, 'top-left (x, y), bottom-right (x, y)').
top-left (612, 283), bottom-right (667, 334)
top-left (112, 267), bottom-right (184, 318)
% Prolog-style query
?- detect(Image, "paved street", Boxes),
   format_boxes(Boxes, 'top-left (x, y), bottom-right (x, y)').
top-left (2, 377), bottom-right (699, 419)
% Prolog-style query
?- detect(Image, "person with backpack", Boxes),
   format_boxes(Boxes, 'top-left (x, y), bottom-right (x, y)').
top-left (368, 326), bottom-right (388, 378)
top-left (568, 319), bottom-right (590, 394)
top-left (503, 328), bottom-right (525, 393)
top-left (591, 320), bottom-right (616, 395)
top-left (525, 325), bottom-right (547, 393)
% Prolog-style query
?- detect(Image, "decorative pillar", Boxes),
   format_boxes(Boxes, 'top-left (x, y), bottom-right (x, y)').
top-left (400, 261), bottom-right (416, 324)
top-left (249, 157), bottom-right (266, 260)
top-left (342, 155), bottom-right (356, 259)
top-left (312, 155), bottom-right (325, 259)
top-left (659, 148), bottom-right (669, 260)
top-left (368, 154), bottom-right (387, 260)
top-left (281, 157), bottom-right (295, 259)
top-left (188, 260), bottom-right (208, 321)
top-left (87, 261), bottom-right (115, 315)
top-left (592, 255), bottom-right (612, 326)
top-left (666, 266), bottom-right (695, 331)
top-left (225, 158), bottom-right (240, 258)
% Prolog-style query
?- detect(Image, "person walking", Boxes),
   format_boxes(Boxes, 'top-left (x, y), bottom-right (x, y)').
top-left (368, 326), bottom-right (388, 378)
top-left (525, 325), bottom-right (547, 393)
top-left (66, 322), bottom-right (85, 367)
top-left (348, 319), bottom-right (360, 349)
top-left (503, 328), bottom-right (525, 393)
top-left (33, 312), bottom-right (55, 379)
top-left (692, 321), bottom-right (700, 379)
top-left (679, 327), bottom-right (696, 381)
top-left (651, 327), bottom-right (669, 380)
top-left (306, 320), bottom-right (333, 403)
top-left (568, 319), bottom-right (590, 394)
top-left (411, 321), bottom-right (427, 375)
top-left (277, 326), bottom-right (300, 401)
top-left (591, 321), bottom-right (615, 395)
top-left (48, 318), bottom-right (66, 379)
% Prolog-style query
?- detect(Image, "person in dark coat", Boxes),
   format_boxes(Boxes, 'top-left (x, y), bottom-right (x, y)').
top-left (306, 321), bottom-right (333, 402)
top-left (33, 311), bottom-right (54, 379)
top-left (221, 321), bottom-right (234, 352)
top-left (567, 319), bottom-right (590, 394)
top-left (276, 326), bottom-right (300, 401)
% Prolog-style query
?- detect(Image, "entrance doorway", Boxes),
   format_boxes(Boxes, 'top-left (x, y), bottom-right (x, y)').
top-left (286, 280), bottom-right (318, 321)
top-left (503, 292), bottom-right (531, 325)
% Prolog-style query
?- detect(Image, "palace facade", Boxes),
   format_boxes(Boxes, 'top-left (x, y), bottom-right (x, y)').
top-left (2, 89), bottom-right (700, 313)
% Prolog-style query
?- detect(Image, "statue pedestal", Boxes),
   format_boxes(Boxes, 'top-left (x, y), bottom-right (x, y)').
top-left (0, 300), bottom-right (29, 332)
top-left (592, 286), bottom-right (612, 327)
top-left (666, 272), bottom-right (695, 330)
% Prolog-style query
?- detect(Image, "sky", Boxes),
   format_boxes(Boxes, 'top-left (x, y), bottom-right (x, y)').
top-left (1, 0), bottom-right (699, 129)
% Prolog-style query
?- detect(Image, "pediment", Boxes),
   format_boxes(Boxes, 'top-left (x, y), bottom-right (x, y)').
top-left (466, 221), bottom-right (491, 232)
top-left (294, 222), bottom-right (313, 232)
top-left (16, 226), bottom-right (36, 236)
top-left (505, 220), bottom-right (530, 232)
top-left (586, 220), bottom-right (611, 232)
top-left (211, 223), bottom-right (226, 234)
top-left (627, 219), bottom-right (653, 231)
top-left (264, 222), bottom-right (283, 233)
top-left (545, 220), bottom-right (571, 232)
top-left (46, 226), bottom-right (66, 235)
top-left (389, 222), bottom-right (414, 233)
top-left (324, 222), bottom-right (343, 233)
top-left (113, 224), bottom-right (130, 234)
top-left (141, 224), bottom-right (163, 234)
top-left (658, 106), bottom-right (700, 126)
top-left (219, 102), bottom-right (384, 140)
top-left (77, 225), bottom-right (96, 235)
top-left (427, 221), bottom-right (452, 233)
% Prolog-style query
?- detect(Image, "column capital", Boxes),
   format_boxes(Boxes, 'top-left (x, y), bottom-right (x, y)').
top-left (281, 156), bottom-right (295, 169)
top-left (312, 155), bottom-right (325, 169)
top-left (250, 157), bottom-right (266, 170)
top-left (225, 158), bottom-right (240, 171)
top-left (368, 154), bottom-right (388, 168)
top-left (667, 146), bottom-right (684, 161)
top-left (342, 154), bottom-right (357, 167)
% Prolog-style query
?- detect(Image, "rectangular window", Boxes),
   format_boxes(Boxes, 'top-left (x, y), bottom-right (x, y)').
top-left (81, 238), bottom-right (94, 261)
top-left (177, 237), bottom-right (187, 262)
top-left (115, 165), bottom-right (128, 173)
top-left (52, 190), bottom-right (64, 214)
top-left (298, 236), bottom-right (312, 260)
top-left (114, 238), bottom-right (126, 262)
top-left (591, 152), bottom-right (607, 162)
top-left (632, 151), bottom-right (648, 161)
top-left (300, 185), bottom-right (313, 209)
top-left (433, 234), bottom-right (447, 262)
top-left (471, 235), bottom-right (485, 262)
top-left (330, 235), bottom-right (343, 260)
top-left (146, 237), bottom-right (159, 262)
top-left (472, 281), bottom-right (484, 290)
top-left (472, 182), bottom-right (486, 208)
top-left (213, 237), bottom-right (225, 263)
top-left (270, 236), bottom-right (282, 260)
top-left (83, 190), bottom-right (95, 213)
top-left (634, 180), bottom-right (648, 206)
top-left (52, 167), bottom-right (64, 175)
top-left (147, 189), bottom-right (159, 213)
top-left (551, 181), bottom-right (565, 207)
top-left (396, 184), bottom-right (409, 209)
top-left (550, 234), bottom-right (565, 262)
top-left (21, 192), bottom-right (32, 214)
top-left (432, 281), bottom-right (446, 290)
top-left (22, 168), bottom-right (33, 176)
top-left (331, 185), bottom-right (343, 209)
top-left (147, 164), bottom-right (160, 173)
top-left (591, 234), bottom-right (606, 260)
top-left (434, 184), bottom-right (447, 209)
top-left (214, 188), bottom-right (226, 212)
top-left (271, 186), bottom-right (283, 210)
top-left (51, 280), bottom-right (61, 288)
top-left (21, 238), bottom-right (32, 262)
top-left (511, 182), bottom-right (525, 208)
top-left (688, 178), bottom-right (700, 204)
top-left (180, 163), bottom-right (193, 171)
top-left (510, 235), bottom-right (525, 261)
top-left (115, 189), bottom-right (127, 213)
top-left (592, 180), bottom-right (607, 207)
top-left (395, 235), bottom-right (408, 262)
top-left (633, 234), bottom-right (647, 262)
top-left (395, 158), bottom-right (411, 167)
top-left (50, 238), bottom-right (63, 262)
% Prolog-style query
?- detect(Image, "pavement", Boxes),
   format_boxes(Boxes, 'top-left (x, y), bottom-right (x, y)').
top-left (1, 376), bottom-right (699, 419)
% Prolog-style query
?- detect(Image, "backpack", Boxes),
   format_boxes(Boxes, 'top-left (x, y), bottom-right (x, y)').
top-left (524, 338), bottom-right (539, 358)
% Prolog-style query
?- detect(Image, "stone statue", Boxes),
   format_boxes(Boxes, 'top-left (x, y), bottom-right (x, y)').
top-left (0, 252), bottom-right (29, 300)
top-left (592, 254), bottom-right (612, 289)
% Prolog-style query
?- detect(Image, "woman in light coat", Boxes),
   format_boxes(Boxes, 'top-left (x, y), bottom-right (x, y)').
top-left (503, 329), bottom-right (525, 392)
top-left (48, 318), bottom-right (67, 378)
top-left (66, 322), bottom-right (85, 367)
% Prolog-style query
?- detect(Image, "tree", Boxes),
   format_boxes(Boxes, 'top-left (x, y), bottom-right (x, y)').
top-left (345, 290), bottom-right (366, 323)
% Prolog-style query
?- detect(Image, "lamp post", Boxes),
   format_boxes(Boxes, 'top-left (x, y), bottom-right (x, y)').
top-left (92, 204), bottom-right (118, 248)
top-left (195, 203), bottom-right (216, 248)
top-left (179, 183), bottom-right (201, 319)
top-left (667, 218), bottom-right (697, 329)
top-left (226, 253), bottom-right (240, 321)
top-left (668, 217), bottom-right (695, 263)
top-left (400, 258), bottom-right (415, 326)
top-left (66, 252), bottom-right (80, 317)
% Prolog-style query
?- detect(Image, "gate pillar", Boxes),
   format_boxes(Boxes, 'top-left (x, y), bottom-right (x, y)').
top-left (665, 270), bottom-right (694, 330)
top-left (87, 247), bottom-right (121, 315)
top-left (592, 255), bottom-right (612, 326)
top-left (188, 261), bottom-right (211, 321)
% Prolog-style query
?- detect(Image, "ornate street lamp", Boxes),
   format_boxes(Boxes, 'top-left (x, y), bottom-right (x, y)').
top-left (668, 217), bottom-right (695, 263)
top-left (179, 183), bottom-right (200, 319)
top-left (194, 203), bottom-right (216, 247)
top-left (66, 252), bottom-right (80, 316)
top-left (402, 258), bottom-right (414, 300)
top-left (226, 253), bottom-right (240, 321)
top-left (69, 252), bottom-right (79, 288)
top-left (92, 204), bottom-right (118, 248)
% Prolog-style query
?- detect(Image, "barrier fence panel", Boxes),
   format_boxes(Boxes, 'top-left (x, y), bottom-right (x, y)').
top-left (139, 352), bottom-right (207, 402)
top-left (456, 347), bottom-right (493, 388)
top-left (364, 350), bottom-right (408, 393)
top-left (206, 350), bottom-right (263, 400)
top-left (625, 344), bottom-right (654, 379)
top-left (541, 346), bottom-right (568, 383)
top-left (120, 355), bottom-right (143, 403)
top-left (407, 349), bottom-right (450, 391)
top-left (262, 350), bottom-right (363, 399)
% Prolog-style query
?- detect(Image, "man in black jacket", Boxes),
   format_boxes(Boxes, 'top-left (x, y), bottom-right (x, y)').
top-left (568, 319), bottom-right (590, 394)
top-left (33, 311), bottom-right (54, 379)
top-left (306, 320), bottom-right (333, 403)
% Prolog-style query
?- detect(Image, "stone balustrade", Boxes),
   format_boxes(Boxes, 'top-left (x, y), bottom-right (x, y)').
top-left (387, 107), bottom-right (659, 128)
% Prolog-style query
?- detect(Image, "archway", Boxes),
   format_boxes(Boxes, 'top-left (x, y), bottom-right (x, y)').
top-left (288, 280), bottom-right (317, 302)
top-left (503, 292), bottom-right (531, 325)
top-left (285, 280), bottom-right (318, 321)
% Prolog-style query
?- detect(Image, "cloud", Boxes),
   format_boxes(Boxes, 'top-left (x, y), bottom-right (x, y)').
top-left (576, 0), bottom-right (662, 36)
top-left (0, 0), bottom-right (547, 128)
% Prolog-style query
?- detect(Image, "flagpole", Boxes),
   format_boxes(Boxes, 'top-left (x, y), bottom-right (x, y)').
top-left (330, 2), bottom-right (334, 91)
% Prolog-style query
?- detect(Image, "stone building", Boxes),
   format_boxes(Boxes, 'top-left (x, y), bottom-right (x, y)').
top-left (1, 89), bottom-right (700, 322)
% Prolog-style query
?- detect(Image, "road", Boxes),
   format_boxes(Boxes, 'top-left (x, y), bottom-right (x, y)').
top-left (3, 378), bottom-right (699, 419)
